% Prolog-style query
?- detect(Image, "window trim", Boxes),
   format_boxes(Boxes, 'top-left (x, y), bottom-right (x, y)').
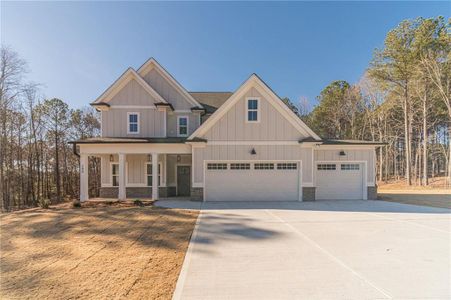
top-left (341, 163), bottom-right (360, 171)
top-left (127, 112), bottom-right (140, 134)
top-left (207, 163), bottom-right (228, 170)
top-left (317, 164), bottom-right (336, 171)
top-left (277, 163), bottom-right (298, 170)
top-left (230, 163), bottom-right (251, 170)
top-left (145, 162), bottom-right (162, 187)
top-left (254, 163), bottom-right (274, 170)
top-left (245, 97), bottom-right (260, 123)
top-left (177, 115), bottom-right (189, 137)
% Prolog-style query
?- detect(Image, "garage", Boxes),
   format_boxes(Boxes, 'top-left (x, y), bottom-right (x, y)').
top-left (204, 161), bottom-right (300, 201)
top-left (315, 162), bottom-right (364, 200)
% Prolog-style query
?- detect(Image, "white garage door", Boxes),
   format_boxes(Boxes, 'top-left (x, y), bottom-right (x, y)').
top-left (205, 162), bottom-right (300, 201)
top-left (316, 163), bottom-right (364, 200)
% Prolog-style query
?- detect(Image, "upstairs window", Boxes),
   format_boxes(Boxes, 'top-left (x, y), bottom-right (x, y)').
top-left (178, 116), bottom-right (189, 136)
top-left (246, 98), bottom-right (259, 122)
top-left (127, 112), bottom-right (139, 134)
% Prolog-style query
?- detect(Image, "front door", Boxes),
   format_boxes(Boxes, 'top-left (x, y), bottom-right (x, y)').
top-left (177, 166), bottom-right (191, 196)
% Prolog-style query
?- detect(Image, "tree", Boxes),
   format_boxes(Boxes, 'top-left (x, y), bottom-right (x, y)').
top-left (309, 80), bottom-right (364, 139)
top-left (0, 46), bottom-right (28, 209)
top-left (36, 98), bottom-right (70, 202)
top-left (369, 19), bottom-right (421, 185)
top-left (418, 17), bottom-right (451, 186)
top-left (281, 97), bottom-right (300, 117)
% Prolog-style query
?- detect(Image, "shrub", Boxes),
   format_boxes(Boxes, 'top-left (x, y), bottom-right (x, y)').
top-left (38, 198), bottom-right (51, 209)
top-left (133, 199), bottom-right (143, 206)
top-left (72, 200), bottom-right (81, 208)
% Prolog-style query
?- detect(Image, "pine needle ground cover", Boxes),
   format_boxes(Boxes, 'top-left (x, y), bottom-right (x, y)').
top-left (0, 205), bottom-right (198, 299)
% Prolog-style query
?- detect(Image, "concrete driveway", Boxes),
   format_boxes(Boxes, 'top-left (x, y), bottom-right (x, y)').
top-left (166, 200), bottom-right (450, 300)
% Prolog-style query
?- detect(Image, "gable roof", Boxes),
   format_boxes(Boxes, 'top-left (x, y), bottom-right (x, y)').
top-left (189, 74), bottom-right (321, 140)
top-left (189, 92), bottom-right (233, 114)
top-left (137, 58), bottom-right (203, 108)
top-left (91, 68), bottom-right (167, 105)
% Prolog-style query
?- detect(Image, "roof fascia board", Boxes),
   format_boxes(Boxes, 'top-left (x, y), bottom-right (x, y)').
top-left (137, 58), bottom-right (203, 108)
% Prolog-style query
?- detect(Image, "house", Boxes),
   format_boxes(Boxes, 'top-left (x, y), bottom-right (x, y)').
top-left (70, 58), bottom-right (384, 202)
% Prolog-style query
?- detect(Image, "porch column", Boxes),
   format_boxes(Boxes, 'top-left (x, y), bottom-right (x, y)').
top-left (118, 153), bottom-right (126, 200)
top-left (152, 153), bottom-right (159, 200)
top-left (80, 154), bottom-right (89, 202)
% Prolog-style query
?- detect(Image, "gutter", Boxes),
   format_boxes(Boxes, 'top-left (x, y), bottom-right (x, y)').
top-left (72, 142), bottom-right (80, 157)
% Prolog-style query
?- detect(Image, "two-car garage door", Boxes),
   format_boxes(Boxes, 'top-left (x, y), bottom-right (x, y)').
top-left (205, 162), bottom-right (300, 201)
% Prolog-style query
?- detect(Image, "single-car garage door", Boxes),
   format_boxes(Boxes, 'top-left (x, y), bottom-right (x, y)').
top-left (205, 162), bottom-right (300, 201)
top-left (316, 163), bottom-right (364, 200)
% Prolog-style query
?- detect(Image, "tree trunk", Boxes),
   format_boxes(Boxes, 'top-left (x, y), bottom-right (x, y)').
top-left (403, 83), bottom-right (412, 185)
top-left (422, 97), bottom-right (428, 185)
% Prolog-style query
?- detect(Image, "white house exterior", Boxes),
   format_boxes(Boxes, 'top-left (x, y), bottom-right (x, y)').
top-left (71, 58), bottom-right (383, 202)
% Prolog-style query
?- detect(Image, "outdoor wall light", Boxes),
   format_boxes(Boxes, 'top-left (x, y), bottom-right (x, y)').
top-left (177, 155), bottom-right (181, 162)
top-left (251, 148), bottom-right (257, 155)
top-left (147, 154), bottom-right (151, 162)
top-left (109, 154), bottom-right (114, 162)
top-left (339, 150), bottom-right (346, 156)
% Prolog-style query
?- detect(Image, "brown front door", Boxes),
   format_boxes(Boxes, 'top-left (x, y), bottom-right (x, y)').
top-left (177, 166), bottom-right (191, 196)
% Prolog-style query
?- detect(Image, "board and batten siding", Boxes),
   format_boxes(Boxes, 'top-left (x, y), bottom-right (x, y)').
top-left (141, 68), bottom-right (192, 111)
top-left (202, 88), bottom-right (307, 141)
top-left (167, 113), bottom-right (200, 137)
top-left (314, 149), bottom-right (376, 185)
top-left (108, 79), bottom-right (158, 106)
top-left (101, 77), bottom-right (166, 137)
top-left (101, 108), bottom-right (165, 137)
top-left (193, 145), bottom-right (313, 186)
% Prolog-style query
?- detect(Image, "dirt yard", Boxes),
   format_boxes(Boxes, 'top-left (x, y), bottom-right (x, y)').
top-left (0, 203), bottom-right (198, 299)
top-left (378, 189), bottom-right (451, 209)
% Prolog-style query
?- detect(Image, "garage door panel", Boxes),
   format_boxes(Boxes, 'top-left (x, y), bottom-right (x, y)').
top-left (316, 163), bottom-right (363, 200)
top-left (205, 162), bottom-right (299, 201)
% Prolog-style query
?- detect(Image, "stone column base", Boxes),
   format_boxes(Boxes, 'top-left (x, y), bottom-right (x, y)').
top-left (99, 187), bottom-right (169, 199)
top-left (190, 187), bottom-right (203, 201)
top-left (302, 187), bottom-right (316, 201)
top-left (367, 186), bottom-right (377, 200)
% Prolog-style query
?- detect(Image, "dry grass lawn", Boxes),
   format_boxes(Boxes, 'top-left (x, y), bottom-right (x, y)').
top-left (0, 203), bottom-right (198, 299)
top-left (377, 176), bottom-right (450, 209)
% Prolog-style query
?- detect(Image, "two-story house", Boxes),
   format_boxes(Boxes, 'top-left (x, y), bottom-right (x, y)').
top-left (71, 58), bottom-right (384, 202)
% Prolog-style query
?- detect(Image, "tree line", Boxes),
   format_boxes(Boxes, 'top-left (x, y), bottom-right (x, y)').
top-left (0, 46), bottom-right (100, 211)
top-left (301, 17), bottom-right (450, 186)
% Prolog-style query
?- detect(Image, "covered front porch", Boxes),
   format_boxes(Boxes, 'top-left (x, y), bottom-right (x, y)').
top-left (76, 139), bottom-right (197, 201)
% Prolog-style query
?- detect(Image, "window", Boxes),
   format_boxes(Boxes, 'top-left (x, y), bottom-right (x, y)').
top-left (254, 163), bottom-right (274, 170)
top-left (317, 164), bottom-right (336, 170)
top-left (341, 164), bottom-right (360, 170)
top-left (146, 163), bottom-right (161, 187)
top-left (277, 163), bottom-right (297, 170)
top-left (127, 113), bottom-right (139, 134)
top-left (246, 98), bottom-right (259, 122)
top-left (111, 163), bottom-right (119, 186)
top-left (207, 163), bottom-right (228, 170)
top-left (177, 116), bottom-right (189, 136)
top-left (230, 163), bottom-right (250, 170)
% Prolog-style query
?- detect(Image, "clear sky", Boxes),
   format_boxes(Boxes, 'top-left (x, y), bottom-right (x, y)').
top-left (1, 1), bottom-right (449, 109)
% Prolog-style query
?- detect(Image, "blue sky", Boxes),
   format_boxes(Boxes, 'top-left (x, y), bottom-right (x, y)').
top-left (1, 1), bottom-right (449, 109)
